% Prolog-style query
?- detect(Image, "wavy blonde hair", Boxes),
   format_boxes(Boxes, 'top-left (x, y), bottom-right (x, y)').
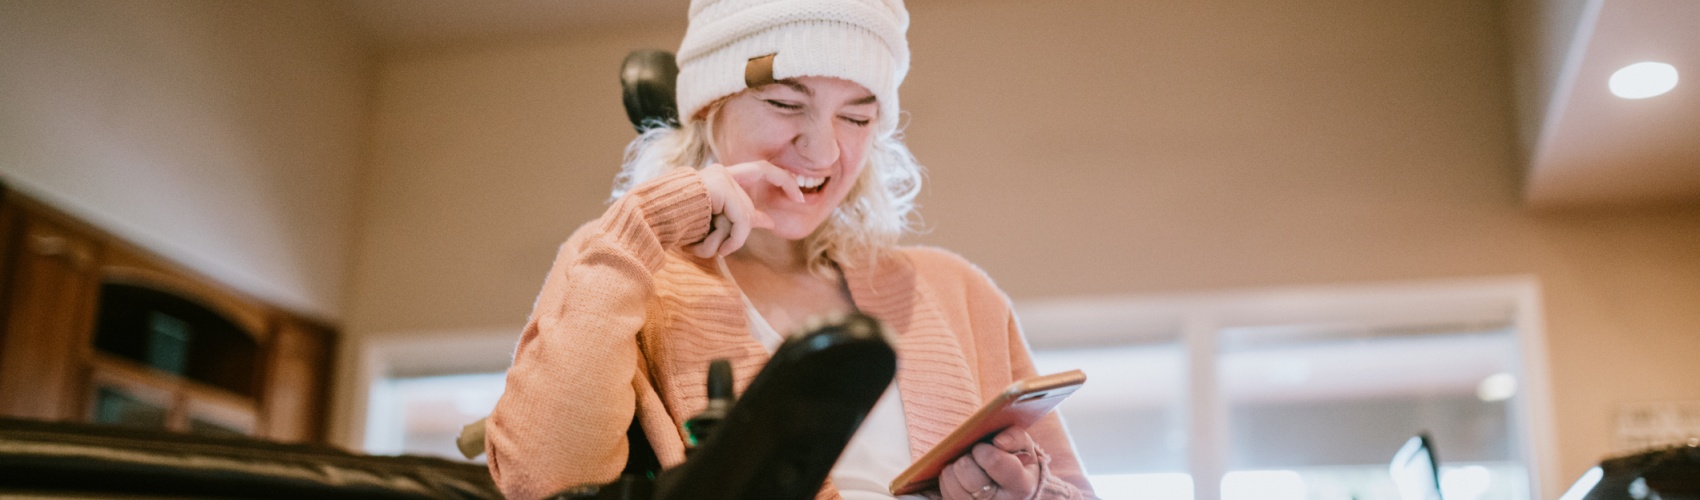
top-left (611, 98), bottom-right (924, 275)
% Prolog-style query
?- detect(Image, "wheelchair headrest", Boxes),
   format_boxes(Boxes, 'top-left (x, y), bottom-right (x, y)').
top-left (621, 49), bottom-right (681, 132)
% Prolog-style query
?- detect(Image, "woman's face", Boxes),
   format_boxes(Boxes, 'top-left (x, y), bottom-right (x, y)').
top-left (713, 76), bottom-right (879, 240)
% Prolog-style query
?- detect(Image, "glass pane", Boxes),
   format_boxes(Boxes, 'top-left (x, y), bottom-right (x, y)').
top-left (382, 372), bottom-right (507, 461)
top-left (1090, 472), bottom-right (1193, 500)
top-left (146, 311), bottom-right (192, 375)
top-left (93, 386), bottom-right (169, 429)
top-left (1217, 327), bottom-right (1530, 500)
top-left (1034, 342), bottom-right (1188, 498)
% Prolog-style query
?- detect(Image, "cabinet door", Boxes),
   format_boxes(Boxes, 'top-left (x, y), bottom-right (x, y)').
top-left (0, 218), bottom-right (101, 419)
top-left (261, 319), bottom-right (332, 442)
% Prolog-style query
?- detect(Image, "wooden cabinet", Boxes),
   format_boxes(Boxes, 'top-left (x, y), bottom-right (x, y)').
top-left (0, 197), bottom-right (102, 420)
top-left (0, 185), bottom-right (336, 443)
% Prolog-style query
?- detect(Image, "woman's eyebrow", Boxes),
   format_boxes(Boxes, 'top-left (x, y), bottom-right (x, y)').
top-left (771, 79), bottom-right (811, 96)
top-left (762, 80), bottom-right (876, 105)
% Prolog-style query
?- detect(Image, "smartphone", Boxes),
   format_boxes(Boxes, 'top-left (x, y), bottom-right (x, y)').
top-left (888, 369), bottom-right (1086, 495)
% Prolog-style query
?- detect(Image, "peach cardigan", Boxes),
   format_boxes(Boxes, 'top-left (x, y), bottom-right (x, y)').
top-left (486, 168), bottom-right (1094, 500)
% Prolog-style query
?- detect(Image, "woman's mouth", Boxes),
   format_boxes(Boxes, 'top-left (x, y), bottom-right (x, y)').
top-left (797, 175), bottom-right (829, 195)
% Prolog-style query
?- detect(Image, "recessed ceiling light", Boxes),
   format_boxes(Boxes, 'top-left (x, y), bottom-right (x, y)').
top-left (1476, 372), bottom-right (1517, 402)
top-left (1609, 61), bottom-right (1679, 99)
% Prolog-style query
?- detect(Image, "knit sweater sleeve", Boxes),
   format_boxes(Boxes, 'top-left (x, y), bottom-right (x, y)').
top-left (485, 167), bottom-right (711, 500)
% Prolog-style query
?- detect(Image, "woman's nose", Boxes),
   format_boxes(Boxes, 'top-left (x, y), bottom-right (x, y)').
top-left (793, 115), bottom-right (839, 167)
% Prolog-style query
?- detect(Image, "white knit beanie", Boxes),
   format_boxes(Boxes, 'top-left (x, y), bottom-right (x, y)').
top-left (675, 0), bottom-right (910, 132)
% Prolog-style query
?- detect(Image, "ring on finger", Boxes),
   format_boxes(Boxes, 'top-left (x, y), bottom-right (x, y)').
top-left (969, 483), bottom-right (997, 500)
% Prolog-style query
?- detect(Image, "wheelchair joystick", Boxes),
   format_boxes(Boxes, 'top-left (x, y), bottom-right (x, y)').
top-left (683, 359), bottom-right (735, 451)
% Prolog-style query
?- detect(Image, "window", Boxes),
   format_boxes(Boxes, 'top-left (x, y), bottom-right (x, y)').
top-left (1034, 341), bottom-right (1188, 497)
top-left (357, 328), bottom-right (518, 460)
top-left (1216, 325), bottom-right (1527, 500)
top-left (1023, 278), bottom-right (1552, 500)
top-left (367, 372), bottom-right (506, 461)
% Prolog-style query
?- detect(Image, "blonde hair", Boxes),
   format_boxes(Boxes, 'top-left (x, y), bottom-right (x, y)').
top-left (611, 99), bottom-right (923, 275)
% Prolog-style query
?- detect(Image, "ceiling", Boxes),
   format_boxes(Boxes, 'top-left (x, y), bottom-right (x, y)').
top-left (1520, 0), bottom-right (1700, 209)
top-left (337, 0), bottom-right (1699, 209)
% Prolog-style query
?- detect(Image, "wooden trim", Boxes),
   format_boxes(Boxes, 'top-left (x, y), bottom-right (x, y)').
top-left (83, 352), bottom-right (261, 435)
top-left (0, 189), bottom-right (115, 249)
top-left (184, 393), bottom-right (260, 436)
top-left (100, 265), bottom-right (273, 343)
top-left (86, 352), bottom-right (259, 410)
top-left (259, 318), bottom-right (333, 442)
top-left (84, 364), bottom-right (177, 429)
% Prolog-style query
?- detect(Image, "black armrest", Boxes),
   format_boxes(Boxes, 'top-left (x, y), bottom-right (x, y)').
top-left (0, 418), bottom-right (500, 499)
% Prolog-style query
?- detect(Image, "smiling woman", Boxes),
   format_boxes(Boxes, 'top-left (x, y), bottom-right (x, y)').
top-left (482, 1), bottom-right (1095, 499)
top-left (612, 73), bottom-right (923, 278)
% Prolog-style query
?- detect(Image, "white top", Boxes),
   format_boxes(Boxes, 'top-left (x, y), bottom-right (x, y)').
top-left (716, 258), bottom-right (927, 499)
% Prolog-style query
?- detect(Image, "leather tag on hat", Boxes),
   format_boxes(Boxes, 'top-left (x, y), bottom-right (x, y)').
top-left (745, 54), bottom-right (777, 87)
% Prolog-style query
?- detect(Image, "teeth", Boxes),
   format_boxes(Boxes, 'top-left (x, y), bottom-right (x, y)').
top-left (796, 176), bottom-right (826, 189)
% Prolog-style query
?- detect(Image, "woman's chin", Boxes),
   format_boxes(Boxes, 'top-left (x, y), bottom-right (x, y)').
top-left (767, 220), bottom-right (826, 241)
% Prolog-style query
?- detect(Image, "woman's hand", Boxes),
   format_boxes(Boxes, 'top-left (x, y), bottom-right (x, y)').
top-left (937, 428), bottom-right (1042, 500)
top-left (691, 161), bottom-right (805, 258)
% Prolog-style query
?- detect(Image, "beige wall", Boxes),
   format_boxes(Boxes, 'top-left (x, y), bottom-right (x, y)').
top-left (344, 20), bottom-right (685, 338)
top-left (0, 0), bottom-right (369, 320)
top-left (346, 0), bottom-right (1700, 491)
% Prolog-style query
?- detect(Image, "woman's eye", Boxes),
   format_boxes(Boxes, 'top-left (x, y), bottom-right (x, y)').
top-left (840, 116), bottom-right (871, 127)
top-left (765, 100), bottom-right (802, 111)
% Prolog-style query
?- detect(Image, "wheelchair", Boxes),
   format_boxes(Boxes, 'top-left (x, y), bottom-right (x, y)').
top-left (457, 55), bottom-right (901, 494)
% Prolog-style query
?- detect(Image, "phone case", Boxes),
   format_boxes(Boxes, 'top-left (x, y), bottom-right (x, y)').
top-left (888, 370), bottom-right (1086, 495)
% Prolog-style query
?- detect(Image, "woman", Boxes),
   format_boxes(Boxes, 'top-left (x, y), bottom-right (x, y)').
top-left (486, 1), bottom-right (1095, 499)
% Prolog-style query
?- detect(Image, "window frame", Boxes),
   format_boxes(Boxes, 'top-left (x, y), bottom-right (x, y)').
top-left (1017, 276), bottom-right (1556, 499)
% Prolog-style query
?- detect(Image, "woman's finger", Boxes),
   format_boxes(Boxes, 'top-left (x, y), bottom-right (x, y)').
top-left (715, 172), bottom-right (771, 254)
top-left (971, 443), bottom-right (1036, 498)
top-left (938, 458), bottom-right (965, 500)
top-left (698, 164), bottom-right (731, 214)
top-left (992, 428), bottom-right (1038, 466)
top-left (693, 161), bottom-right (784, 257)
top-left (953, 453), bottom-right (997, 499)
top-left (690, 165), bottom-right (731, 257)
top-left (758, 162), bottom-right (806, 203)
top-left (718, 195), bottom-right (756, 256)
top-left (694, 215), bottom-right (729, 258)
top-left (940, 455), bottom-right (985, 500)
top-left (694, 214), bottom-right (730, 258)
top-left (727, 161), bottom-right (805, 203)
